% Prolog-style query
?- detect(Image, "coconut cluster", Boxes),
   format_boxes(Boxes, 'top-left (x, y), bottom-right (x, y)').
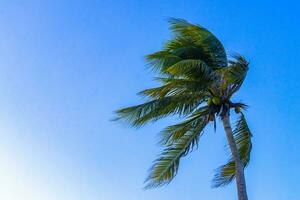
top-left (207, 97), bottom-right (221, 106)
top-left (207, 97), bottom-right (241, 114)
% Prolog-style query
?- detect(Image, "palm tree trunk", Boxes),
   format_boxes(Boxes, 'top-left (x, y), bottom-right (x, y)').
top-left (222, 113), bottom-right (248, 200)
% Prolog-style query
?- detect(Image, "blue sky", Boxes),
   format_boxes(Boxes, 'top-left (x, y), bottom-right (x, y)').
top-left (0, 0), bottom-right (299, 199)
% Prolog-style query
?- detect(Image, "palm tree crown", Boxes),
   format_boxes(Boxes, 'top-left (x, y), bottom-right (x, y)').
top-left (115, 18), bottom-right (252, 191)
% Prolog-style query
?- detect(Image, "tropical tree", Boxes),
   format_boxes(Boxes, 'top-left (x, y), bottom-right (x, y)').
top-left (115, 18), bottom-right (252, 200)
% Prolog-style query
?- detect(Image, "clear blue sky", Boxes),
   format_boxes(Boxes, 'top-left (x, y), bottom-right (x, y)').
top-left (0, 0), bottom-right (299, 199)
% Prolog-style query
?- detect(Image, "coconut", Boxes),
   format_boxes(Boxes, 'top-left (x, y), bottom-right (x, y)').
top-left (235, 107), bottom-right (241, 113)
top-left (212, 97), bottom-right (221, 105)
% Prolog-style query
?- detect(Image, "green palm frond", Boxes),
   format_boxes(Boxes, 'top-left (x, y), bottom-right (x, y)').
top-left (224, 54), bottom-right (249, 97)
top-left (166, 59), bottom-right (217, 81)
top-left (146, 51), bottom-right (182, 73)
top-left (145, 111), bottom-right (208, 188)
top-left (115, 95), bottom-right (204, 127)
top-left (167, 18), bottom-right (228, 68)
top-left (139, 77), bottom-right (210, 99)
top-left (159, 106), bottom-right (209, 145)
top-left (212, 113), bottom-right (252, 188)
top-left (146, 18), bottom-right (228, 74)
top-left (164, 37), bottom-right (203, 58)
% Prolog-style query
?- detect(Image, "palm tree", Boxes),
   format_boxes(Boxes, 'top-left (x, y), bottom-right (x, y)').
top-left (115, 18), bottom-right (252, 200)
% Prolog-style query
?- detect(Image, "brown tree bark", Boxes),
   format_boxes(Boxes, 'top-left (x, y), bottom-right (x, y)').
top-left (222, 113), bottom-right (248, 200)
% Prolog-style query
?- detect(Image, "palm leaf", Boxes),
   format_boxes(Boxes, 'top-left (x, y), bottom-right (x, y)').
top-left (146, 51), bottom-right (182, 73)
top-left (159, 106), bottom-right (209, 145)
top-left (224, 54), bottom-right (249, 97)
top-left (212, 113), bottom-right (252, 188)
top-left (139, 77), bottom-right (210, 99)
top-left (166, 59), bottom-right (217, 81)
top-left (115, 95), bottom-right (204, 127)
top-left (145, 111), bottom-right (208, 188)
top-left (167, 18), bottom-right (228, 69)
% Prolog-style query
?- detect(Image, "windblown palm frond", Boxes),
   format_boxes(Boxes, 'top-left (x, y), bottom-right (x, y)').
top-left (145, 107), bottom-right (209, 188)
top-left (167, 18), bottom-right (228, 68)
top-left (166, 59), bottom-right (216, 80)
top-left (224, 54), bottom-right (249, 97)
top-left (146, 18), bottom-right (227, 75)
top-left (115, 94), bottom-right (204, 127)
top-left (139, 77), bottom-right (210, 99)
top-left (146, 51), bottom-right (182, 73)
top-left (212, 113), bottom-right (252, 187)
top-left (159, 106), bottom-right (210, 145)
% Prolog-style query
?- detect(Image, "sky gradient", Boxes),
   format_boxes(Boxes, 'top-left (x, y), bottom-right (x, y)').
top-left (0, 0), bottom-right (299, 199)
